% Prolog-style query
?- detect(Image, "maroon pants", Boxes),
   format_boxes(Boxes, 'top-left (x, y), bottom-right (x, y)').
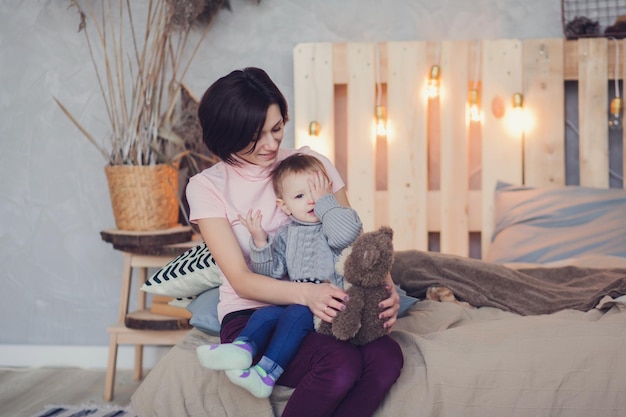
top-left (221, 313), bottom-right (404, 417)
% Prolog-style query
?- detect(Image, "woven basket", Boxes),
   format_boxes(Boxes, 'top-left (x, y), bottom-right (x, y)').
top-left (105, 164), bottom-right (180, 231)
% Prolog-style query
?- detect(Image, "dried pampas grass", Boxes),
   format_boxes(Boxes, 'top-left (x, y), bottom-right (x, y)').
top-left (55, 0), bottom-right (257, 166)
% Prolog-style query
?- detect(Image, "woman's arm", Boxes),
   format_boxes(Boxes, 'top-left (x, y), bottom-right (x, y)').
top-left (380, 273), bottom-right (400, 330)
top-left (197, 217), bottom-right (348, 321)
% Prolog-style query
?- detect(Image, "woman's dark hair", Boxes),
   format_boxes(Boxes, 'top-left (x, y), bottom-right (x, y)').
top-left (198, 67), bottom-right (289, 165)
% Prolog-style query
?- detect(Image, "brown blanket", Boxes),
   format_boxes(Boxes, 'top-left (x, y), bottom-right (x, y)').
top-left (391, 250), bottom-right (626, 315)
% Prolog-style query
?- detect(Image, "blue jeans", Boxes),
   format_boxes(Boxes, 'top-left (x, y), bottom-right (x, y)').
top-left (237, 304), bottom-right (314, 370)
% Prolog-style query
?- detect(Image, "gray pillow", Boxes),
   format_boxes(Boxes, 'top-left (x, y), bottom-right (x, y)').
top-left (485, 182), bottom-right (626, 263)
top-left (187, 287), bottom-right (220, 336)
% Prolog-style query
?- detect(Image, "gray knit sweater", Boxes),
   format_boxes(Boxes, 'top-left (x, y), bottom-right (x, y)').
top-left (249, 194), bottom-right (362, 288)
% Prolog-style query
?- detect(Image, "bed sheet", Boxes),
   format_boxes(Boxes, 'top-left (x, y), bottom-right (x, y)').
top-left (130, 254), bottom-right (626, 417)
top-left (131, 298), bottom-right (626, 417)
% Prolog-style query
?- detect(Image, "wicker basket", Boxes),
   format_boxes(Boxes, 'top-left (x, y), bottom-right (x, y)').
top-left (562, 0), bottom-right (626, 39)
top-left (105, 164), bottom-right (180, 231)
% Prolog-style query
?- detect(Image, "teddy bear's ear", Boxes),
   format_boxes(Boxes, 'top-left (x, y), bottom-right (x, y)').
top-left (379, 226), bottom-right (393, 240)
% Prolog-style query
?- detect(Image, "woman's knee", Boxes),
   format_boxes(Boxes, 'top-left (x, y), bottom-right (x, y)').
top-left (361, 336), bottom-right (404, 384)
top-left (320, 340), bottom-right (363, 392)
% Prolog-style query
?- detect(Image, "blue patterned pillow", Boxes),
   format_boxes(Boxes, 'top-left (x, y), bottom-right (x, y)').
top-left (141, 243), bottom-right (222, 298)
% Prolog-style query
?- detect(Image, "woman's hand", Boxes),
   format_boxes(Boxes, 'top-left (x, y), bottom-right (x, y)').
top-left (303, 282), bottom-right (348, 323)
top-left (378, 272), bottom-right (400, 331)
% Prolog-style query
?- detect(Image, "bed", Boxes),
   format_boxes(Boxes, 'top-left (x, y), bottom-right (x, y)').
top-left (131, 38), bottom-right (626, 416)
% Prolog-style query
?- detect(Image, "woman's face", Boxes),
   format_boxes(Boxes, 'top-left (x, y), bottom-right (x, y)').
top-left (236, 104), bottom-right (284, 167)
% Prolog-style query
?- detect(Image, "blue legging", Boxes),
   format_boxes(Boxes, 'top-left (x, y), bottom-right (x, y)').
top-left (222, 311), bottom-right (404, 417)
top-left (236, 304), bottom-right (314, 371)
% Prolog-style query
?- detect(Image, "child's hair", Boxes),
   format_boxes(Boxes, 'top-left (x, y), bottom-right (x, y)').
top-left (271, 153), bottom-right (329, 198)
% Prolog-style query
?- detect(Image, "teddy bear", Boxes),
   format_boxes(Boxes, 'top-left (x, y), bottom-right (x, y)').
top-left (317, 226), bottom-right (395, 346)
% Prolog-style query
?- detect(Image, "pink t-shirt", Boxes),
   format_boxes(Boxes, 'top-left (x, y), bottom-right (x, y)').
top-left (186, 146), bottom-right (345, 322)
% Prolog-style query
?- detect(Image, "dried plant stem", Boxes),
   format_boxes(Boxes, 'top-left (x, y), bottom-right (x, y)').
top-left (53, 97), bottom-right (109, 160)
top-left (57, 0), bottom-right (229, 166)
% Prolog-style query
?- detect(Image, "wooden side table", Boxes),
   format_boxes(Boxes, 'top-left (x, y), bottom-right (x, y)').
top-left (101, 226), bottom-right (198, 401)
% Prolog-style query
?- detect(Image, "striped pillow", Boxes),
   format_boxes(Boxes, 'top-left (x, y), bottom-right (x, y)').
top-left (141, 243), bottom-right (222, 298)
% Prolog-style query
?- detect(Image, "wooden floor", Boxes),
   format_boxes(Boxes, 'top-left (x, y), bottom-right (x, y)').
top-left (0, 367), bottom-right (143, 417)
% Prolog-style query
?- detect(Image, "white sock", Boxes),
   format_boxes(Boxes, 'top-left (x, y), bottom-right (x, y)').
top-left (225, 365), bottom-right (275, 398)
top-left (196, 341), bottom-right (253, 370)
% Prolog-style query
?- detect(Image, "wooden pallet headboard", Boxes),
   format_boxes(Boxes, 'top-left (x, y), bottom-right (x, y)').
top-left (292, 39), bottom-right (626, 258)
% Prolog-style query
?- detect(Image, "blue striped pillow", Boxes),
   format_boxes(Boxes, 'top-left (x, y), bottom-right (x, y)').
top-left (486, 182), bottom-right (626, 263)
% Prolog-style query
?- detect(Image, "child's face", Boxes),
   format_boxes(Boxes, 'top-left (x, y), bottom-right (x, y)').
top-left (276, 171), bottom-right (320, 223)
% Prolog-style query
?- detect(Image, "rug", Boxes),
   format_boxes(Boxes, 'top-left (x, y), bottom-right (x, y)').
top-left (29, 405), bottom-right (137, 417)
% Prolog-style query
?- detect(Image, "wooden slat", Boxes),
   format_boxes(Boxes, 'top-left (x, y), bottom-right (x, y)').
top-left (386, 41), bottom-right (429, 251)
top-left (622, 39), bottom-right (626, 189)
top-left (293, 43), bottom-right (335, 161)
top-left (564, 39), bottom-right (624, 80)
top-left (523, 38), bottom-right (566, 187)
top-left (346, 43), bottom-right (377, 231)
top-left (578, 38), bottom-right (609, 188)
top-left (481, 39), bottom-right (524, 257)
top-left (439, 41), bottom-right (470, 256)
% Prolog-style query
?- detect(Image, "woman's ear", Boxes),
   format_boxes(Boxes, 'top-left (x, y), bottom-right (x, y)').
top-left (276, 198), bottom-right (291, 215)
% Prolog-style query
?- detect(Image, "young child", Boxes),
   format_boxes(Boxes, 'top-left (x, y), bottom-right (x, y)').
top-left (197, 153), bottom-right (363, 398)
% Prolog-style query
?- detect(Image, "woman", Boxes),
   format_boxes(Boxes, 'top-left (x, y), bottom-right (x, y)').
top-left (187, 67), bottom-right (403, 417)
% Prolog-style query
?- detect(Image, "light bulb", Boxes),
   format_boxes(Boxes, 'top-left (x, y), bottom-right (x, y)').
top-left (508, 93), bottom-right (526, 134)
top-left (512, 92), bottom-right (524, 109)
top-left (375, 105), bottom-right (387, 137)
top-left (308, 121), bottom-right (320, 136)
top-left (609, 97), bottom-right (623, 131)
top-left (468, 88), bottom-right (482, 122)
top-left (427, 65), bottom-right (440, 98)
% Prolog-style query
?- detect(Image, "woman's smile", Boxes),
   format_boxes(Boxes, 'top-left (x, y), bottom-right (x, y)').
top-left (236, 104), bottom-right (284, 167)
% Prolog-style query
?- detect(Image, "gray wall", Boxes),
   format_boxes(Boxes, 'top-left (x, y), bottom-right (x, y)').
top-left (0, 0), bottom-right (563, 347)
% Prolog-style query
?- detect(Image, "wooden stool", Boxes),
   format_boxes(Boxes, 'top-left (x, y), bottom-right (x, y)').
top-left (101, 226), bottom-right (198, 401)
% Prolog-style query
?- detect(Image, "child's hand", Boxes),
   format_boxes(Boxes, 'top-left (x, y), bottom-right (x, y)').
top-left (308, 170), bottom-right (333, 203)
top-left (238, 209), bottom-right (268, 248)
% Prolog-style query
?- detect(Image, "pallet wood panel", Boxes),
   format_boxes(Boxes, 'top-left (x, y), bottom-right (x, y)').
top-left (439, 41), bottom-right (470, 256)
top-left (480, 39), bottom-right (523, 256)
top-left (346, 43), bottom-right (377, 231)
top-left (523, 38), bottom-right (566, 187)
top-left (386, 41), bottom-right (429, 251)
top-left (293, 43), bottom-right (335, 161)
top-left (293, 38), bottom-right (623, 259)
top-left (578, 38), bottom-right (609, 188)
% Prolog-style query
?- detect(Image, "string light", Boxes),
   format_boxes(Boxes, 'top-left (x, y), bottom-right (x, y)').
top-left (375, 105), bottom-right (387, 136)
top-left (609, 38), bottom-right (623, 131)
top-left (468, 40), bottom-right (482, 123)
top-left (427, 42), bottom-right (442, 99)
top-left (508, 92), bottom-right (526, 134)
top-left (308, 121), bottom-right (320, 136)
top-left (374, 44), bottom-right (387, 138)
top-left (308, 44), bottom-right (322, 138)
top-left (468, 88), bottom-right (482, 122)
top-left (427, 64), bottom-right (441, 98)
top-left (609, 97), bottom-right (623, 130)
